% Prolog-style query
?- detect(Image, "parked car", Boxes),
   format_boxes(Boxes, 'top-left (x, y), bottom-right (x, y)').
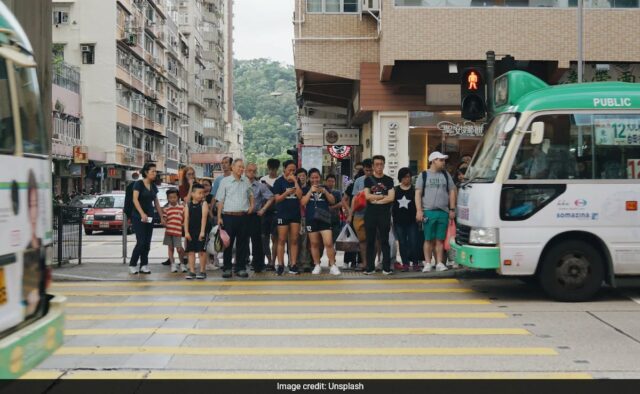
top-left (83, 193), bottom-right (131, 235)
top-left (69, 194), bottom-right (98, 214)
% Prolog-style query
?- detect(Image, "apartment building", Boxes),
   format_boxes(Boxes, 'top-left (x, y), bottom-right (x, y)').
top-left (294, 0), bottom-right (640, 179)
top-left (51, 61), bottom-right (85, 195)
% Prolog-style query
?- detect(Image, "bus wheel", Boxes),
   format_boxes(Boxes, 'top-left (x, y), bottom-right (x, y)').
top-left (539, 240), bottom-right (604, 302)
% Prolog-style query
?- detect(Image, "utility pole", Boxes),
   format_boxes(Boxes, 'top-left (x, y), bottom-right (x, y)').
top-left (486, 50), bottom-right (496, 121)
top-left (577, 0), bottom-right (584, 83)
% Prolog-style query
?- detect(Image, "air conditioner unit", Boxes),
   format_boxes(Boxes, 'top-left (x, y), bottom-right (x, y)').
top-left (81, 45), bottom-right (92, 52)
top-left (116, 83), bottom-right (123, 90)
top-left (127, 34), bottom-right (137, 46)
top-left (362, 0), bottom-right (380, 12)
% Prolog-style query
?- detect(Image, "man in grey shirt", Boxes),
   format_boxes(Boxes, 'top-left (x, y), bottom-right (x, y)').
top-left (347, 158), bottom-right (373, 270)
top-left (415, 152), bottom-right (456, 273)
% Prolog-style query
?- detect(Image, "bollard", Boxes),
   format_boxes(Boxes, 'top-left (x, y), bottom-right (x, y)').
top-left (78, 207), bottom-right (82, 265)
top-left (122, 212), bottom-right (128, 264)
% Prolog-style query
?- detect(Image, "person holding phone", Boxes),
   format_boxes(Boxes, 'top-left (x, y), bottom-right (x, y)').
top-left (129, 162), bottom-right (166, 274)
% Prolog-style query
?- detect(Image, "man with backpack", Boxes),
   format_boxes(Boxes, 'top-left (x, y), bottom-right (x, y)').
top-left (415, 152), bottom-right (457, 273)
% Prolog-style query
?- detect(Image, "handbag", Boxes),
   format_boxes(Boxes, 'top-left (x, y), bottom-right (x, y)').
top-left (353, 191), bottom-right (366, 212)
top-left (312, 195), bottom-right (332, 224)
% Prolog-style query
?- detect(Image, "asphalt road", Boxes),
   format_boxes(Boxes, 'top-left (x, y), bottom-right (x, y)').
top-left (28, 233), bottom-right (640, 380)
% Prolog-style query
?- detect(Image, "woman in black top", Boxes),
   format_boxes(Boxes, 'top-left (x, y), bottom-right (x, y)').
top-left (392, 167), bottom-right (420, 272)
top-left (129, 162), bottom-right (165, 274)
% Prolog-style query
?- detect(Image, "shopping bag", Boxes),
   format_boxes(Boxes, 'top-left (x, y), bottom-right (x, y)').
top-left (389, 228), bottom-right (397, 261)
top-left (353, 191), bottom-right (366, 212)
top-left (335, 224), bottom-right (360, 252)
top-left (207, 226), bottom-right (223, 254)
top-left (444, 219), bottom-right (456, 251)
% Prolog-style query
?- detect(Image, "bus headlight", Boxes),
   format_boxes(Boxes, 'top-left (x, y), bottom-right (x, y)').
top-left (470, 227), bottom-right (499, 245)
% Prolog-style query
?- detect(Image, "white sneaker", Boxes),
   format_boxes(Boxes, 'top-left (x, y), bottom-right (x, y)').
top-left (140, 266), bottom-right (151, 274)
top-left (181, 264), bottom-right (188, 273)
top-left (422, 264), bottom-right (432, 273)
top-left (312, 265), bottom-right (322, 275)
top-left (171, 263), bottom-right (179, 273)
top-left (329, 265), bottom-right (341, 276)
top-left (435, 262), bottom-right (448, 272)
top-left (129, 266), bottom-right (139, 274)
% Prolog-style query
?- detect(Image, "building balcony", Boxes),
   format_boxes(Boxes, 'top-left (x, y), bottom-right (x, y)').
top-left (116, 145), bottom-right (145, 168)
top-left (131, 76), bottom-right (144, 92)
top-left (117, 106), bottom-right (132, 126)
top-left (131, 112), bottom-right (144, 129)
top-left (167, 101), bottom-right (179, 115)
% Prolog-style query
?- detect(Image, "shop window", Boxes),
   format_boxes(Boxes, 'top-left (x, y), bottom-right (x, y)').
top-left (510, 113), bottom-right (640, 180)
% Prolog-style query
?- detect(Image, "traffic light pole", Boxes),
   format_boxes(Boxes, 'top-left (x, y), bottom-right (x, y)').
top-left (486, 50), bottom-right (496, 121)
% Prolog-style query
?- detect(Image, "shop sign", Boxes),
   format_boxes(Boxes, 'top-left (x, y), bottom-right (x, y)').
top-left (559, 63), bottom-right (640, 84)
top-left (73, 146), bottom-right (88, 164)
top-left (437, 121), bottom-right (485, 137)
top-left (387, 121), bottom-right (400, 178)
top-left (107, 168), bottom-right (122, 179)
top-left (327, 145), bottom-right (351, 159)
top-left (323, 128), bottom-right (359, 146)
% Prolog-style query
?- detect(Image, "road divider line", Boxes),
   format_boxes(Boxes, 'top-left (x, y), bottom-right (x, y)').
top-left (66, 299), bottom-right (492, 308)
top-left (66, 312), bottom-right (509, 321)
top-left (52, 278), bottom-right (460, 288)
top-left (56, 288), bottom-right (474, 296)
top-left (64, 327), bottom-right (530, 336)
top-left (54, 346), bottom-right (558, 356)
top-left (24, 370), bottom-right (592, 380)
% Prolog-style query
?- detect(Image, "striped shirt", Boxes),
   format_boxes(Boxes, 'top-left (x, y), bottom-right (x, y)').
top-left (164, 203), bottom-right (184, 236)
top-left (216, 175), bottom-right (252, 212)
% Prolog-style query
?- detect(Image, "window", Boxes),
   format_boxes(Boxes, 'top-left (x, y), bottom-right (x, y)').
top-left (132, 93), bottom-right (144, 115)
top-left (53, 9), bottom-right (69, 25)
top-left (510, 113), bottom-right (640, 181)
top-left (0, 60), bottom-right (15, 154)
top-left (144, 34), bottom-right (154, 55)
top-left (15, 66), bottom-right (47, 154)
top-left (117, 124), bottom-right (131, 146)
top-left (116, 85), bottom-right (131, 108)
top-left (131, 60), bottom-right (143, 80)
top-left (81, 44), bottom-right (95, 64)
top-left (117, 48), bottom-right (129, 70)
top-left (133, 130), bottom-right (142, 149)
top-left (307, 0), bottom-right (359, 12)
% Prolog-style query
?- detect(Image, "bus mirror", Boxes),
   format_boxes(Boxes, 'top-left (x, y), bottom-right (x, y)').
top-left (530, 122), bottom-right (545, 145)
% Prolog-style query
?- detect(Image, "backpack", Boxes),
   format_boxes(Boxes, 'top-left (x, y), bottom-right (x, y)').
top-left (124, 180), bottom-right (138, 218)
top-left (420, 170), bottom-right (450, 198)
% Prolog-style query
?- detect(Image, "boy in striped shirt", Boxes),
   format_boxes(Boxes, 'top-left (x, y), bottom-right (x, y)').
top-left (163, 189), bottom-right (186, 273)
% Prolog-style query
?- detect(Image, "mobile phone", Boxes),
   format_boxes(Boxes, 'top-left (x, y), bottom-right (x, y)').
top-left (146, 217), bottom-right (154, 223)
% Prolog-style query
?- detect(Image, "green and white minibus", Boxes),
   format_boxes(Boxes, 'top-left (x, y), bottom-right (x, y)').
top-left (0, 2), bottom-right (64, 378)
top-left (452, 70), bottom-right (640, 302)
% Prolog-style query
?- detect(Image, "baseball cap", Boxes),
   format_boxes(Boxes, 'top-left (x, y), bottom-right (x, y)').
top-left (428, 151), bottom-right (449, 163)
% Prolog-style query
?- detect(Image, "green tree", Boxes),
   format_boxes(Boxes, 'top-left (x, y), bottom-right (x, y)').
top-left (234, 58), bottom-right (297, 173)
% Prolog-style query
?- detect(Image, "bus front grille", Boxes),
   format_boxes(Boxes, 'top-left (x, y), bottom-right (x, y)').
top-left (456, 223), bottom-right (471, 245)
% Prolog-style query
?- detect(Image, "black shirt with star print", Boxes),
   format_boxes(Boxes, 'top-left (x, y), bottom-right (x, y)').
top-left (392, 185), bottom-right (417, 226)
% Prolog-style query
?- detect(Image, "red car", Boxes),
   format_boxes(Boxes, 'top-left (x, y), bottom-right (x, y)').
top-left (83, 193), bottom-right (132, 235)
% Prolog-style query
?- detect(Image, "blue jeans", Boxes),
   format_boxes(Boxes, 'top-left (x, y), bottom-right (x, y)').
top-left (130, 215), bottom-right (154, 267)
top-left (394, 222), bottom-right (420, 265)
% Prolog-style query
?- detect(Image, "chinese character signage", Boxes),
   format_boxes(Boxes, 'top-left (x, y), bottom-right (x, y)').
top-left (73, 146), bottom-right (88, 164)
top-left (559, 64), bottom-right (640, 84)
top-left (323, 128), bottom-right (360, 146)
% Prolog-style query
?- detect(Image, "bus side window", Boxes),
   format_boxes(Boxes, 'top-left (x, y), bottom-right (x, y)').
top-left (0, 59), bottom-right (15, 154)
top-left (13, 66), bottom-right (46, 155)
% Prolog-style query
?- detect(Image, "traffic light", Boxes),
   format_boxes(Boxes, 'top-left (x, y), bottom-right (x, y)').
top-left (286, 146), bottom-right (299, 165)
top-left (461, 67), bottom-right (486, 121)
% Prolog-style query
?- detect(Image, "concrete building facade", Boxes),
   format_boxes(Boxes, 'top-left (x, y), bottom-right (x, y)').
top-left (294, 0), bottom-right (640, 180)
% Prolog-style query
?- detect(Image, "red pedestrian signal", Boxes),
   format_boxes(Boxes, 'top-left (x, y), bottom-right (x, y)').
top-left (467, 71), bottom-right (479, 91)
top-left (461, 67), bottom-right (486, 121)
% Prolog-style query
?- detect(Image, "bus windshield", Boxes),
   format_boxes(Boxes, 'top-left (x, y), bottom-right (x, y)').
top-left (466, 113), bottom-right (519, 183)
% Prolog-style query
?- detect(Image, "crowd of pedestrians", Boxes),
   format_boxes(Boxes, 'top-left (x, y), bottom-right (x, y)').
top-left (125, 150), bottom-right (462, 279)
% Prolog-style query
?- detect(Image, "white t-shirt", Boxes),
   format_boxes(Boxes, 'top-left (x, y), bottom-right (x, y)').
top-left (260, 175), bottom-right (278, 188)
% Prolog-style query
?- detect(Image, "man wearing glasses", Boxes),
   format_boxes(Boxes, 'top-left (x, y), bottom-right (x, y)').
top-left (415, 152), bottom-right (457, 273)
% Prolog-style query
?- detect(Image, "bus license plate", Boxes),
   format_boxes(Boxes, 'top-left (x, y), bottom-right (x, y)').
top-left (0, 268), bottom-right (6, 305)
top-left (99, 222), bottom-right (110, 229)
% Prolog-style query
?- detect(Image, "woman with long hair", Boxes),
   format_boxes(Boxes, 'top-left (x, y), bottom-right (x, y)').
top-left (129, 162), bottom-right (166, 274)
top-left (301, 168), bottom-right (340, 275)
top-left (179, 166), bottom-right (196, 203)
top-left (272, 160), bottom-right (303, 276)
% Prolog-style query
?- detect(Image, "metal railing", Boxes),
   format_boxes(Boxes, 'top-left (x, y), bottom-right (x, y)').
top-left (53, 62), bottom-right (80, 93)
top-left (53, 205), bottom-right (83, 266)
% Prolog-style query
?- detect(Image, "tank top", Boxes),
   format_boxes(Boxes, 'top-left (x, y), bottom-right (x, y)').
top-left (188, 201), bottom-right (204, 235)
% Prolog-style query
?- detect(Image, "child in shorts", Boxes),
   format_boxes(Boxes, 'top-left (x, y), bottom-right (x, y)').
top-left (163, 189), bottom-right (186, 273)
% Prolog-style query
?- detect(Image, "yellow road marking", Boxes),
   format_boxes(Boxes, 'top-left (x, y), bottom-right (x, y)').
top-left (66, 312), bottom-right (509, 321)
top-left (26, 370), bottom-right (593, 380)
top-left (55, 346), bottom-right (558, 356)
top-left (64, 327), bottom-right (530, 336)
top-left (52, 278), bottom-right (460, 288)
top-left (66, 299), bottom-right (491, 308)
top-left (57, 288), bottom-right (473, 296)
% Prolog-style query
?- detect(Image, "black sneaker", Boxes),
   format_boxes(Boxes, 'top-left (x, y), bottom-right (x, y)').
top-left (266, 265), bottom-right (276, 272)
top-left (276, 265), bottom-right (284, 276)
top-left (185, 271), bottom-right (196, 280)
top-left (288, 265), bottom-right (299, 275)
top-left (222, 270), bottom-right (232, 279)
top-left (196, 272), bottom-right (207, 280)
top-left (161, 259), bottom-right (171, 266)
top-left (236, 270), bottom-right (249, 278)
